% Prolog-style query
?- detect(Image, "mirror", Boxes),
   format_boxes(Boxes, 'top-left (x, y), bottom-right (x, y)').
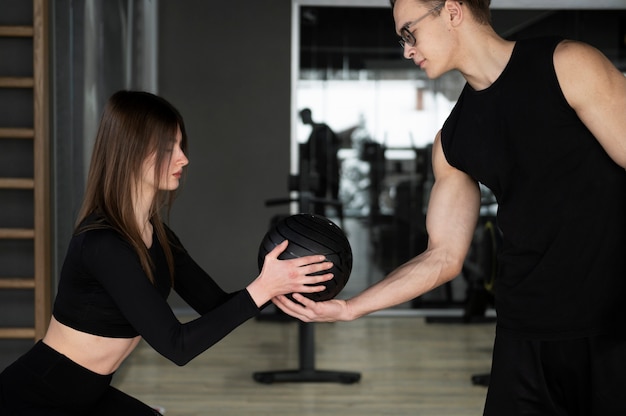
top-left (291, 1), bottom-right (626, 315)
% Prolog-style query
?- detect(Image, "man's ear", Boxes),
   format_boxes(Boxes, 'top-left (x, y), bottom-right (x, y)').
top-left (445, 0), bottom-right (464, 26)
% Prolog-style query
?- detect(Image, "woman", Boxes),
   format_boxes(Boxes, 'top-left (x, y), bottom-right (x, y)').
top-left (0, 90), bottom-right (333, 415)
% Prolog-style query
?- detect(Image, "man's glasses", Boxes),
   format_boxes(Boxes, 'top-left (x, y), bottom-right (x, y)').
top-left (398, 3), bottom-right (445, 49)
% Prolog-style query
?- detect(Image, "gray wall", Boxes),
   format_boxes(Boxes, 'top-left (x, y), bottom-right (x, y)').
top-left (159, 0), bottom-right (293, 297)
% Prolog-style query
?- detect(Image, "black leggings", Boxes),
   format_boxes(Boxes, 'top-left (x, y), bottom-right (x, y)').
top-left (0, 341), bottom-right (160, 416)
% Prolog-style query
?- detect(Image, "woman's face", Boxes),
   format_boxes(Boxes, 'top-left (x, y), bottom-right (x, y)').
top-left (142, 126), bottom-right (188, 192)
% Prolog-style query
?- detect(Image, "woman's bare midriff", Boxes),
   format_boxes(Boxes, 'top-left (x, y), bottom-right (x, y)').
top-left (42, 316), bottom-right (141, 375)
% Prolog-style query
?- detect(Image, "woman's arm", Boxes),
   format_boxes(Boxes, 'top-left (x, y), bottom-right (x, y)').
top-left (83, 231), bottom-right (330, 366)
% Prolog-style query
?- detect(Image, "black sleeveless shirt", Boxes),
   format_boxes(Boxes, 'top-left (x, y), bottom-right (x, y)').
top-left (441, 37), bottom-right (626, 339)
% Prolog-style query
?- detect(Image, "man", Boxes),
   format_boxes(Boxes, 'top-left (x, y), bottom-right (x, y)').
top-left (299, 108), bottom-right (341, 215)
top-left (275, 1), bottom-right (626, 414)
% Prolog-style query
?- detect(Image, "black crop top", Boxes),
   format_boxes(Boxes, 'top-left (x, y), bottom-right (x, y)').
top-left (53, 215), bottom-right (260, 365)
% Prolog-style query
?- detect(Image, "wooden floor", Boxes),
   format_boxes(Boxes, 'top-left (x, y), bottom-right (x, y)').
top-left (113, 314), bottom-right (495, 416)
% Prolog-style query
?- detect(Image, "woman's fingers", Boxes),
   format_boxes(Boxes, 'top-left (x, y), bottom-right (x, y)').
top-left (264, 241), bottom-right (330, 268)
top-left (265, 240), bottom-right (289, 259)
top-left (300, 260), bottom-right (333, 275)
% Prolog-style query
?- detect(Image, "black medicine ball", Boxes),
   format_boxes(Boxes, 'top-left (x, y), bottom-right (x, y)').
top-left (257, 213), bottom-right (352, 302)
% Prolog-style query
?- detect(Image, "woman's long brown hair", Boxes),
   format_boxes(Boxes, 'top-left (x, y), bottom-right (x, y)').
top-left (75, 90), bottom-right (188, 284)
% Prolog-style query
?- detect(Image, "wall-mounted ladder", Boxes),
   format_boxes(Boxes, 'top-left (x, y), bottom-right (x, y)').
top-left (0, 0), bottom-right (50, 341)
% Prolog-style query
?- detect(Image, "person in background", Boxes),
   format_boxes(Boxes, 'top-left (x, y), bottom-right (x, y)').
top-left (275, 1), bottom-right (626, 414)
top-left (0, 90), bottom-right (334, 415)
top-left (299, 108), bottom-right (341, 215)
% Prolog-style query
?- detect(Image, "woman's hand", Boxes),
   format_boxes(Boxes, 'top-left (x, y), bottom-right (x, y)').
top-left (246, 240), bottom-right (334, 308)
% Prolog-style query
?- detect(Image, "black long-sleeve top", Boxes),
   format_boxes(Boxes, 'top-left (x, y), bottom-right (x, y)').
top-left (53, 216), bottom-right (260, 366)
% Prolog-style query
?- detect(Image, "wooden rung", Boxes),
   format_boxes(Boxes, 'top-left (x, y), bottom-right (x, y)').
top-left (0, 327), bottom-right (35, 339)
top-left (0, 228), bottom-right (34, 239)
top-left (0, 127), bottom-right (34, 139)
top-left (0, 26), bottom-right (34, 37)
top-left (0, 77), bottom-right (34, 88)
top-left (0, 178), bottom-right (35, 189)
top-left (0, 278), bottom-right (35, 289)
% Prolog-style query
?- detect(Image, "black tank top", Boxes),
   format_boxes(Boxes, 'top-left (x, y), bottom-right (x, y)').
top-left (442, 37), bottom-right (626, 338)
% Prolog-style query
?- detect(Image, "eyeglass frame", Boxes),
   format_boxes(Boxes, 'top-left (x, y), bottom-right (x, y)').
top-left (398, 2), bottom-right (445, 49)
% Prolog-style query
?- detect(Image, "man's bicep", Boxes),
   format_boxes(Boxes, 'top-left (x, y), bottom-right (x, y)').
top-left (426, 134), bottom-right (481, 260)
